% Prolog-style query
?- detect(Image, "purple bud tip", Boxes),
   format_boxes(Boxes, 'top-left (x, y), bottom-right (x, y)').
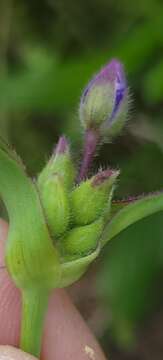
top-left (99, 59), bottom-right (126, 85)
top-left (55, 136), bottom-right (69, 155)
top-left (92, 169), bottom-right (119, 187)
top-left (82, 58), bottom-right (126, 103)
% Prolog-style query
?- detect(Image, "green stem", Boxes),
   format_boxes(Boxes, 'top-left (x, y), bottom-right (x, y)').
top-left (20, 289), bottom-right (50, 358)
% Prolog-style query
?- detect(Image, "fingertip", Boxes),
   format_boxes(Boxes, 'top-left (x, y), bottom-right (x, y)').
top-left (0, 218), bottom-right (21, 346)
top-left (0, 219), bottom-right (8, 266)
top-left (0, 218), bottom-right (8, 238)
top-left (42, 289), bottom-right (106, 360)
top-left (0, 346), bottom-right (37, 360)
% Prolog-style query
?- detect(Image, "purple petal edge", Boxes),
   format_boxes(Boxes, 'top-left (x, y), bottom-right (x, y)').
top-left (109, 61), bottom-right (127, 122)
top-left (81, 59), bottom-right (126, 108)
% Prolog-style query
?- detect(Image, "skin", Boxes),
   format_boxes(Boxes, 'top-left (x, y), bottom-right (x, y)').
top-left (0, 219), bottom-right (106, 360)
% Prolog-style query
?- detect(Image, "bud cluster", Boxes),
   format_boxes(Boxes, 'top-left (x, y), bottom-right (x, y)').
top-left (37, 58), bottom-right (129, 263)
top-left (38, 136), bottom-right (119, 260)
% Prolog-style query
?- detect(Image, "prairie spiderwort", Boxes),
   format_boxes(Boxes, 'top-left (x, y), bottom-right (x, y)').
top-left (2, 59), bottom-right (163, 360)
top-left (80, 59), bottom-right (128, 138)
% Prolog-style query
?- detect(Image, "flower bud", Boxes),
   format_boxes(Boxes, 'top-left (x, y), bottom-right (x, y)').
top-left (39, 173), bottom-right (70, 238)
top-left (79, 59), bottom-right (128, 138)
top-left (38, 136), bottom-right (75, 190)
top-left (71, 169), bottom-right (119, 226)
top-left (62, 218), bottom-right (104, 258)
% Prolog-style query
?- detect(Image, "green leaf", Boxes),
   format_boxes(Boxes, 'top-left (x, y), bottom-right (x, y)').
top-left (0, 138), bottom-right (60, 289)
top-left (101, 191), bottom-right (163, 246)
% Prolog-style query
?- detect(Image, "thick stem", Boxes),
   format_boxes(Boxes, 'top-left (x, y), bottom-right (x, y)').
top-left (78, 129), bottom-right (100, 182)
top-left (20, 289), bottom-right (50, 358)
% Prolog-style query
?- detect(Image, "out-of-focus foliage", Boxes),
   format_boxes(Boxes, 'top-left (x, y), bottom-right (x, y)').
top-left (99, 212), bottom-right (163, 346)
top-left (0, 0), bottom-right (163, 355)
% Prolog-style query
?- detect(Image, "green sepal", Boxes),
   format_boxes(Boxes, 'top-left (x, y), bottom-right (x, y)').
top-left (71, 169), bottom-right (119, 226)
top-left (61, 217), bottom-right (104, 259)
top-left (80, 83), bottom-right (115, 129)
top-left (38, 138), bottom-right (75, 190)
top-left (38, 173), bottom-right (70, 238)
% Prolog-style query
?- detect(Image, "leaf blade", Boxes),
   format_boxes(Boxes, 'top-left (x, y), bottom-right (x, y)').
top-left (101, 191), bottom-right (163, 246)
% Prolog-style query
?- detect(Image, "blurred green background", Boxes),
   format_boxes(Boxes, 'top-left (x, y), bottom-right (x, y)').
top-left (1, 0), bottom-right (163, 358)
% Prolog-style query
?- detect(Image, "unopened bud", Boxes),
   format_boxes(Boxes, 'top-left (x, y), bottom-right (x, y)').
top-left (62, 218), bottom-right (104, 258)
top-left (80, 59), bottom-right (128, 139)
top-left (71, 169), bottom-right (119, 226)
top-left (39, 174), bottom-right (70, 237)
top-left (38, 136), bottom-right (75, 189)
